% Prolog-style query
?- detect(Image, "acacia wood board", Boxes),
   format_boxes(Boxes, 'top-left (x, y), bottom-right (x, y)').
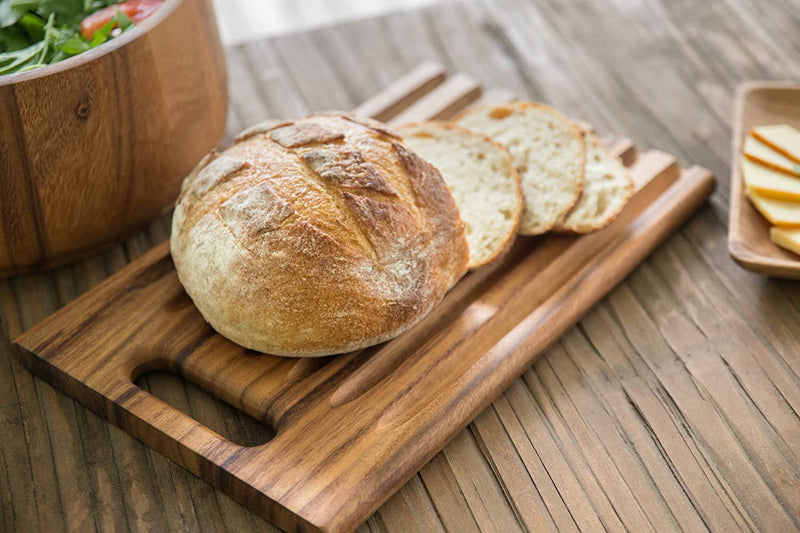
top-left (13, 64), bottom-right (715, 533)
top-left (728, 81), bottom-right (800, 278)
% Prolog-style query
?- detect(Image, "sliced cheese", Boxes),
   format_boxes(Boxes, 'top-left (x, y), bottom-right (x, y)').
top-left (751, 124), bottom-right (800, 164)
top-left (770, 226), bottom-right (800, 257)
top-left (744, 135), bottom-right (800, 177)
top-left (742, 156), bottom-right (800, 201)
top-left (748, 193), bottom-right (800, 227)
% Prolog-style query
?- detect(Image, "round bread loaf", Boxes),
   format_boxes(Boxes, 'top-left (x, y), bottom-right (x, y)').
top-left (171, 113), bottom-right (469, 357)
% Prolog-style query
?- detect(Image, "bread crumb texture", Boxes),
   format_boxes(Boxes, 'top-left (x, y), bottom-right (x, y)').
top-left (555, 131), bottom-right (633, 233)
top-left (171, 113), bottom-right (468, 356)
top-left (458, 101), bottom-right (585, 235)
top-left (400, 122), bottom-right (523, 268)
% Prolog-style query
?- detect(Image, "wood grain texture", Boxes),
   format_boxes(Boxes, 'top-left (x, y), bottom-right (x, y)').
top-left (3, 0), bottom-right (800, 532)
top-left (728, 82), bottom-right (800, 277)
top-left (0, 0), bottom-right (227, 277)
top-left (12, 65), bottom-right (714, 531)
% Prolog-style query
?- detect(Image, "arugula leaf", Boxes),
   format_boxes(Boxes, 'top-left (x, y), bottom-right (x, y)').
top-left (0, 0), bottom-right (145, 75)
top-left (11, 0), bottom-right (84, 22)
top-left (0, 1), bottom-right (27, 28)
top-left (35, 11), bottom-right (54, 62)
top-left (115, 8), bottom-right (130, 30)
top-left (10, 0), bottom-right (121, 28)
top-left (54, 30), bottom-right (86, 53)
top-left (87, 14), bottom-right (112, 45)
top-left (0, 39), bottom-right (44, 73)
top-left (0, 25), bottom-right (31, 51)
top-left (18, 12), bottom-right (45, 40)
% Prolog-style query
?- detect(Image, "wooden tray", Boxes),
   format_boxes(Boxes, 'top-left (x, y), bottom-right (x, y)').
top-left (729, 81), bottom-right (800, 278)
top-left (13, 64), bottom-right (715, 533)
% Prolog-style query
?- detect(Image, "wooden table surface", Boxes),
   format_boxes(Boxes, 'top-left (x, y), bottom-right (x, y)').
top-left (3, 0), bottom-right (800, 531)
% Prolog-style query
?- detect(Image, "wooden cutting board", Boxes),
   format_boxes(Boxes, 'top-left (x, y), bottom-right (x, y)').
top-left (12, 63), bottom-right (715, 533)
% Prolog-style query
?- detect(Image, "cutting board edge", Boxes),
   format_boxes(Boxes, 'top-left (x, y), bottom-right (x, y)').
top-left (12, 162), bottom-right (713, 533)
top-left (9, 338), bottom-right (334, 533)
top-left (270, 162), bottom-right (715, 532)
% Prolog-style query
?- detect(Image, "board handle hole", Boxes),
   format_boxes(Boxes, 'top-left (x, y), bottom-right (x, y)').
top-left (134, 370), bottom-right (275, 447)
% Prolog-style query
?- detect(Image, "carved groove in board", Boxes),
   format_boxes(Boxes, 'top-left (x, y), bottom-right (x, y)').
top-left (412, 166), bottom-right (716, 449)
top-left (375, 150), bottom-right (682, 430)
top-left (389, 73), bottom-right (483, 125)
top-left (352, 61), bottom-right (447, 122)
top-left (327, 250), bottom-right (531, 408)
top-left (329, 295), bottom-right (498, 407)
top-left (284, 357), bottom-right (335, 385)
top-left (330, 138), bottom-right (638, 408)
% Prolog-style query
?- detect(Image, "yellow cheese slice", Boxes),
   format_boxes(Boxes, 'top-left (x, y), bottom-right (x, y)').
top-left (747, 192), bottom-right (800, 227)
top-left (751, 124), bottom-right (800, 164)
top-left (742, 156), bottom-right (800, 201)
top-left (744, 135), bottom-right (800, 177)
top-left (770, 226), bottom-right (800, 257)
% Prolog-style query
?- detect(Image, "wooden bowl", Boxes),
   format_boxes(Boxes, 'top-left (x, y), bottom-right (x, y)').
top-left (728, 81), bottom-right (800, 278)
top-left (0, 0), bottom-right (227, 277)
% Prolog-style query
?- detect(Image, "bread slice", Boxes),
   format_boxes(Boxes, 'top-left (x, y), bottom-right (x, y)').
top-left (400, 122), bottom-right (523, 268)
top-left (456, 101), bottom-right (585, 235)
top-left (554, 131), bottom-right (633, 233)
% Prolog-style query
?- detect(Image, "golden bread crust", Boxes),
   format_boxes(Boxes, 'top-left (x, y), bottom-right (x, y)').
top-left (171, 114), bottom-right (469, 356)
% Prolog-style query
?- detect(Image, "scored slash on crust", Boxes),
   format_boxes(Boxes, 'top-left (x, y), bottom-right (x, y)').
top-left (171, 113), bottom-right (469, 357)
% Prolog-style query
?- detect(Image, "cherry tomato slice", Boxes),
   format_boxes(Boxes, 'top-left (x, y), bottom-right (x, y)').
top-left (80, 1), bottom-right (162, 40)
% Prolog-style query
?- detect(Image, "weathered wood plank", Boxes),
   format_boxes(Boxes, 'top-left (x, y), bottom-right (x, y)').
top-left (416, 453), bottom-right (482, 532)
top-left (471, 405), bottom-right (561, 531)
